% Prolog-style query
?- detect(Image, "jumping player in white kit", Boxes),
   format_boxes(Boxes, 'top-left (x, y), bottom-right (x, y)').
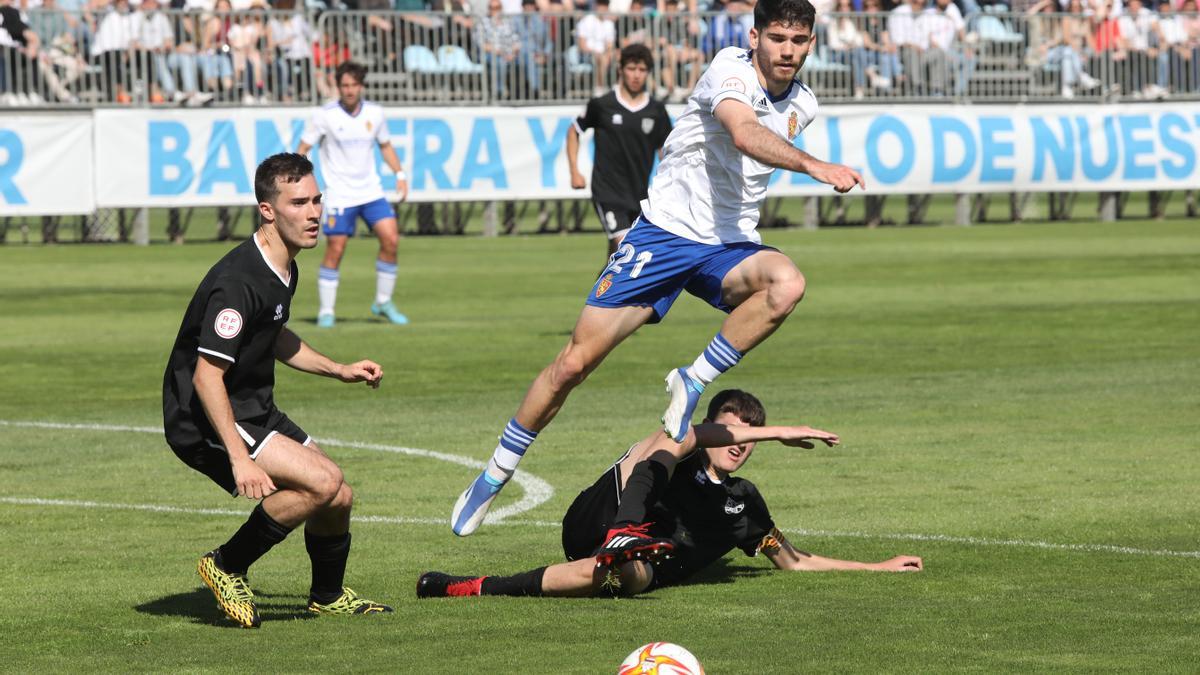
top-left (452, 0), bottom-right (865, 541)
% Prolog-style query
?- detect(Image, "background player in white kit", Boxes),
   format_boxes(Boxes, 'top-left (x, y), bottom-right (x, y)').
top-left (453, 0), bottom-right (866, 538)
top-left (297, 61), bottom-right (409, 329)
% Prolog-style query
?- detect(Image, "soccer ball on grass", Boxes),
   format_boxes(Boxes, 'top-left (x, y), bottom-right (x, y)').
top-left (617, 642), bottom-right (704, 674)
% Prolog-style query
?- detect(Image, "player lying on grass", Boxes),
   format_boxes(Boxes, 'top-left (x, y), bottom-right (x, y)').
top-left (419, 390), bottom-right (921, 598)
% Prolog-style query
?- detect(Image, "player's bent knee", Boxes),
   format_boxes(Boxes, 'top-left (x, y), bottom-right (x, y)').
top-left (309, 463), bottom-right (345, 505)
top-left (328, 480), bottom-right (353, 511)
top-left (616, 561), bottom-right (653, 596)
top-left (771, 271), bottom-right (807, 314)
top-left (551, 349), bottom-right (593, 391)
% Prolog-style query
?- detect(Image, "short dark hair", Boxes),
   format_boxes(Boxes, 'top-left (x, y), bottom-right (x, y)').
top-left (705, 389), bottom-right (767, 427)
top-left (335, 61), bottom-right (368, 86)
top-left (254, 153), bottom-right (313, 204)
top-left (619, 43), bottom-right (653, 70)
top-left (753, 0), bottom-right (816, 31)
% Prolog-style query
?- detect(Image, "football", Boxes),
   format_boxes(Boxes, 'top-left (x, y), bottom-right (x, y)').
top-left (618, 642), bottom-right (705, 674)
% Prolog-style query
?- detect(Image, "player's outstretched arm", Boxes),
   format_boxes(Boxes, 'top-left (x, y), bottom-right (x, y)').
top-left (275, 327), bottom-right (383, 388)
top-left (565, 124), bottom-right (586, 189)
top-left (759, 527), bottom-right (923, 572)
top-left (713, 99), bottom-right (866, 193)
top-left (691, 423), bottom-right (840, 449)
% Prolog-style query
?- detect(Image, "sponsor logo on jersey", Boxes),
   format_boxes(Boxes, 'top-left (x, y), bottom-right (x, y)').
top-left (214, 308), bottom-right (243, 339)
top-left (274, 304), bottom-right (284, 321)
top-left (754, 96), bottom-right (769, 111)
top-left (612, 113), bottom-right (623, 125)
top-left (694, 469), bottom-right (708, 485)
top-left (642, 118), bottom-right (655, 135)
top-left (724, 497), bottom-right (745, 515)
top-left (787, 111), bottom-right (799, 141)
top-left (722, 77), bottom-right (746, 93)
top-left (595, 273), bottom-right (614, 298)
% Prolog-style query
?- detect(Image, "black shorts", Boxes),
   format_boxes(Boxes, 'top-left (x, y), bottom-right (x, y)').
top-left (561, 464), bottom-right (691, 591)
top-left (166, 407), bottom-right (309, 496)
top-left (592, 201), bottom-right (639, 240)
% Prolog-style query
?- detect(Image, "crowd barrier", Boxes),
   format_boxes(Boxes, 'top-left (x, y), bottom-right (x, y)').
top-left (2, 8), bottom-right (1199, 108)
top-left (3, 102), bottom-right (1199, 217)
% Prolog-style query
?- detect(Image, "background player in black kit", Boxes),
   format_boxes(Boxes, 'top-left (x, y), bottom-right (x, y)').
top-left (417, 390), bottom-right (922, 599)
top-left (566, 43), bottom-right (673, 261)
top-left (163, 153), bottom-right (391, 628)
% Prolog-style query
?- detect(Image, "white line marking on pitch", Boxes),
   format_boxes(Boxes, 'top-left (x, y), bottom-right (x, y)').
top-left (3, 421), bottom-right (1198, 560)
top-left (0, 419), bottom-right (552, 525)
top-left (1, 496), bottom-right (1197, 559)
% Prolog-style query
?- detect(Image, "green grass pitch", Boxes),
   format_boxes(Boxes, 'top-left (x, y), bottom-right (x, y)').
top-left (1, 218), bottom-right (1197, 672)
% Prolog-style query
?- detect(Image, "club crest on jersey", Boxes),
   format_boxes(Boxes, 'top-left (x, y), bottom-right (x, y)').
top-left (787, 111), bottom-right (799, 141)
top-left (214, 309), bottom-right (242, 339)
top-left (694, 469), bottom-right (708, 485)
top-left (274, 304), bottom-right (284, 321)
top-left (595, 273), bottom-right (614, 298)
top-left (642, 118), bottom-right (655, 135)
top-left (724, 498), bottom-right (745, 515)
top-left (366, 120), bottom-right (373, 132)
top-left (612, 113), bottom-right (623, 125)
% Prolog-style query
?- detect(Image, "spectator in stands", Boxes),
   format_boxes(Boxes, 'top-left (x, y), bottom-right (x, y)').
top-left (703, 0), bottom-right (754, 58)
top-left (861, 0), bottom-right (900, 91)
top-left (90, 0), bottom-right (138, 102)
top-left (827, 0), bottom-right (870, 98)
top-left (1178, 0), bottom-right (1200, 92)
top-left (28, 0), bottom-right (84, 102)
top-left (133, 0), bottom-right (187, 103)
top-left (516, 0), bottom-right (551, 97)
top-left (1090, 0), bottom-right (1131, 94)
top-left (918, 0), bottom-right (972, 97)
top-left (228, 0), bottom-right (268, 103)
top-left (475, 0), bottom-right (521, 98)
top-left (575, 0), bottom-right (616, 96)
top-left (267, 0), bottom-right (313, 103)
top-left (0, 0), bottom-right (42, 105)
top-left (199, 0), bottom-right (235, 98)
top-left (313, 20), bottom-right (351, 101)
top-left (1029, 0), bottom-right (1100, 97)
top-left (657, 0), bottom-right (703, 102)
top-left (1119, 0), bottom-right (1163, 97)
top-left (617, 0), bottom-right (651, 48)
top-left (889, 0), bottom-right (926, 94)
top-left (1154, 0), bottom-right (1190, 93)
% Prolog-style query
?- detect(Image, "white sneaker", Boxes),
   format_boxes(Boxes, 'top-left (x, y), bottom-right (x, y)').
top-left (1079, 73), bottom-right (1100, 90)
top-left (0, 93), bottom-right (15, 106)
top-left (27, 91), bottom-right (45, 105)
top-left (14, 92), bottom-right (30, 106)
top-left (241, 93), bottom-right (257, 105)
top-left (171, 91), bottom-right (188, 104)
top-left (188, 91), bottom-right (214, 107)
top-left (1061, 85), bottom-right (1075, 99)
top-left (662, 367), bottom-right (706, 443)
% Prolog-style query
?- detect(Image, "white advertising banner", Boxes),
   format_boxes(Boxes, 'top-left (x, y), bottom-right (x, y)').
top-left (0, 114), bottom-right (95, 215)
top-left (85, 102), bottom-right (1200, 208)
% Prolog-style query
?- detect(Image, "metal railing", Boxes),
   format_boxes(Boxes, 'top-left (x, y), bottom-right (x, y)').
top-left (2, 7), bottom-right (1198, 107)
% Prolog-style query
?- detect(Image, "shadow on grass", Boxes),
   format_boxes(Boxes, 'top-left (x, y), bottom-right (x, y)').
top-left (135, 588), bottom-right (317, 628)
top-left (672, 558), bottom-right (773, 588)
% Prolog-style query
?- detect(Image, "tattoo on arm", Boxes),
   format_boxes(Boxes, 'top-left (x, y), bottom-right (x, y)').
top-left (758, 527), bottom-right (812, 558)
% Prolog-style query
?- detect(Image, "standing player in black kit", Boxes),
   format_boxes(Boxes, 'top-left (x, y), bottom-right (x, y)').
top-left (567, 43), bottom-right (673, 261)
top-left (163, 153), bottom-right (392, 628)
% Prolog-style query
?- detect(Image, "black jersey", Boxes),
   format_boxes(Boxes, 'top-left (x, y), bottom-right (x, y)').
top-left (575, 90), bottom-right (672, 213)
top-left (649, 451), bottom-right (776, 581)
top-left (162, 235), bottom-right (298, 443)
top-left (562, 447), bottom-right (775, 588)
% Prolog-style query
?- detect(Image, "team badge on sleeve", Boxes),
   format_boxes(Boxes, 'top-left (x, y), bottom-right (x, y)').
top-left (722, 77), bottom-right (746, 93)
top-left (214, 309), bottom-right (243, 339)
top-left (596, 274), bottom-right (614, 298)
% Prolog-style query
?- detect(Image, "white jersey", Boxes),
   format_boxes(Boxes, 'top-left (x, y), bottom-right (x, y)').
top-left (300, 100), bottom-right (391, 209)
top-left (642, 47), bottom-right (818, 245)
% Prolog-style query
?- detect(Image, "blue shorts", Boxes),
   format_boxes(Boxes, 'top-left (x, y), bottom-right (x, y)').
top-left (585, 216), bottom-right (776, 324)
top-left (321, 197), bottom-right (395, 237)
